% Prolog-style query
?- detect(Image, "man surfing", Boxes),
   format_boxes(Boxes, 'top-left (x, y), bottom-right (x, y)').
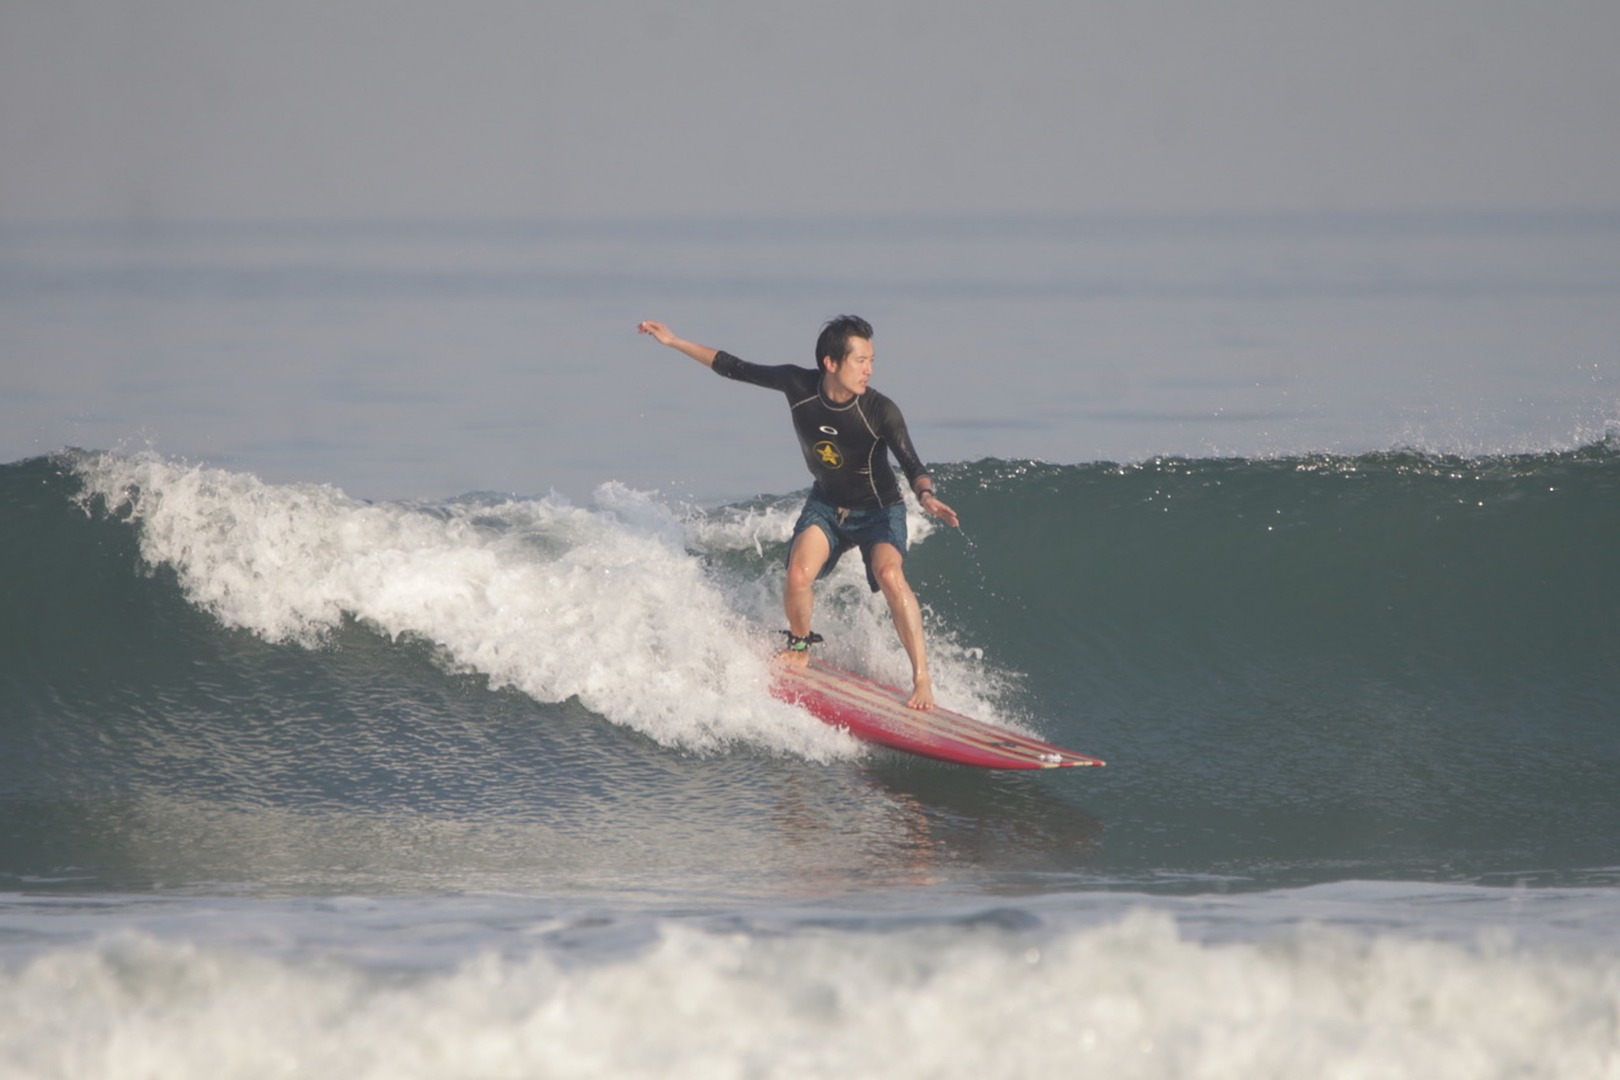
top-left (637, 316), bottom-right (959, 709)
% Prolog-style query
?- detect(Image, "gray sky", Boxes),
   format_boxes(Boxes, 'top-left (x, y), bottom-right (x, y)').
top-left (4, 0), bottom-right (1618, 223)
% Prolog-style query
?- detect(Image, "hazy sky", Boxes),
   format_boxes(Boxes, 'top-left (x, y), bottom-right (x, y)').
top-left (4, 0), bottom-right (1618, 222)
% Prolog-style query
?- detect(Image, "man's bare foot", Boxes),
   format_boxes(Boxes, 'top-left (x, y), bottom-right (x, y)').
top-left (775, 648), bottom-right (811, 669)
top-left (905, 675), bottom-right (935, 710)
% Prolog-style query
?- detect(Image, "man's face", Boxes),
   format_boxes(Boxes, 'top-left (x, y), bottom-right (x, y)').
top-left (824, 336), bottom-right (873, 399)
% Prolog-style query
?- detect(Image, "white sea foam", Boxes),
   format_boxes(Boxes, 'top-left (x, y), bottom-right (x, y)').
top-left (4, 907), bottom-right (1617, 1080)
top-left (72, 453), bottom-right (859, 760)
top-left (72, 452), bottom-right (1018, 753)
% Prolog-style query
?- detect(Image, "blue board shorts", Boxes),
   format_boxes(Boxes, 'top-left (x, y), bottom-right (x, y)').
top-left (791, 492), bottom-right (908, 593)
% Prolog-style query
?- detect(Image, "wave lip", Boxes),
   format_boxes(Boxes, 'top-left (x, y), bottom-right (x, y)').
top-left (60, 450), bottom-right (846, 760)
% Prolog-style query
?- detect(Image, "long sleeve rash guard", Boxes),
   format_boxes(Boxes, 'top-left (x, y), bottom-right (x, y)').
top-left (712, 350), bottom-right (931, 510)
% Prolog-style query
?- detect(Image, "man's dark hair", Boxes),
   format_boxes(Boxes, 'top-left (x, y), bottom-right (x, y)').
top-left (815, 315), bottom-right (874, 369)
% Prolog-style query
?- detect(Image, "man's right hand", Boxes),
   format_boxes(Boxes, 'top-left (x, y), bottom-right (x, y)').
top-left (637, 320), bottom-right (676, 345)
top-left (637, 321), bottom-right (719, 368)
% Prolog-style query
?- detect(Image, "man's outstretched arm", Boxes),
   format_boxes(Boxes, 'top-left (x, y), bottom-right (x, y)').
top-left (638, 321), bottom-right (718, 368)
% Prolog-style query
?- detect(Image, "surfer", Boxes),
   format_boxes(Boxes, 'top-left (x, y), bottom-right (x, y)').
top-left (637, 316), bottom-right (960, 709)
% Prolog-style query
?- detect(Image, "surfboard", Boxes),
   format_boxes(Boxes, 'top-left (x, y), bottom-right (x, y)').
top-left (773, 657), bottom-right (1104, 770)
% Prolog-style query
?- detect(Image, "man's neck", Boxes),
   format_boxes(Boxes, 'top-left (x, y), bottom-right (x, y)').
top-left (820, 373), bottom-right (856, 404)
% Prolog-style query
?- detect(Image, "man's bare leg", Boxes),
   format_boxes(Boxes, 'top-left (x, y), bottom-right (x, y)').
top-left (869, 543), bottom-right (934, 709)
top-left (781, 526), bottom-right (831, 668)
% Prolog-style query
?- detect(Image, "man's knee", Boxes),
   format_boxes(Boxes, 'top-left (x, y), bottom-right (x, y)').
top-left (786, 560), bottom-right (821, 592)
top-left (787, 527), bottom-right (831, 589)
top-left (871, 552), bottom-right (909, 595)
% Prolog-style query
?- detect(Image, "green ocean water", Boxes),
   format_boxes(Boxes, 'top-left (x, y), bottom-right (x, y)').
top-left (4, 445), bottom-right (1616, 894)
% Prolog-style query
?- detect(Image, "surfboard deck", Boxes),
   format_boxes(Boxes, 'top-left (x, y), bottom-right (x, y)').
top-left (772, 657), bottom-right (1104, 770)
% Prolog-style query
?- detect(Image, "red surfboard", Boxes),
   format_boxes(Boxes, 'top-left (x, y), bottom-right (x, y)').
top-left (773, 657), bottom-right (1104, 770)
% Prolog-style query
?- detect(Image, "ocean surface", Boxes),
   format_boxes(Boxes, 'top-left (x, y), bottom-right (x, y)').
top-left (4, 216), bottom-right (1620, 1076)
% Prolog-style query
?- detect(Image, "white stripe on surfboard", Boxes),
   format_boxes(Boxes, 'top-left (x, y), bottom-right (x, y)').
top-left (794, 665), bottom-right (1045, 752)
top-left (797, 662), bottom-right (1049, 749)
top-left (788, 662), bottom-right (1080, 763)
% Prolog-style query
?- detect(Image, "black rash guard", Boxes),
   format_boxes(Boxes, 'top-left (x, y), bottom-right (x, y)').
top-left (712, 351), bottom-right (931, 510)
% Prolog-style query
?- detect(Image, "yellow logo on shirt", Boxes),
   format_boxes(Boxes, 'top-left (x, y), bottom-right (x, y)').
top-left (813, 441), bottom-right (844, 468)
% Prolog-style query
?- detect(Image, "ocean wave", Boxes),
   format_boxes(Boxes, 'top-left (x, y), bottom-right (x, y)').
top-left (3, 445), bottom-right (1617, 891)
top-left (5, 891), bottom-right (1618, 1080)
